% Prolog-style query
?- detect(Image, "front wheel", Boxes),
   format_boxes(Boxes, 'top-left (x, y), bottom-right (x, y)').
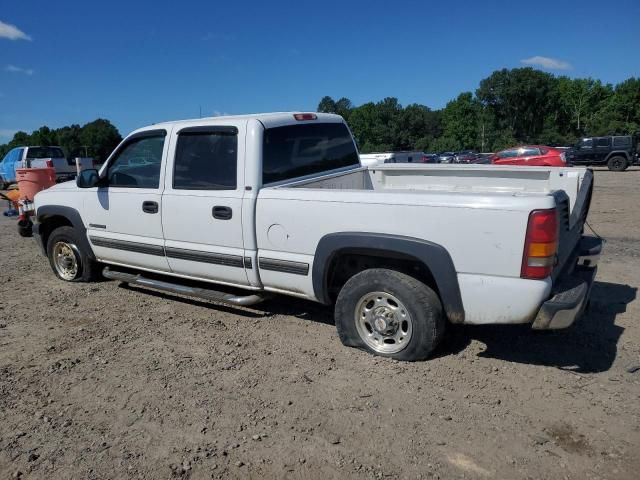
top-left (46, 226), bottom-right (98, 282)
top-left (607, 156), bottom-right (628, 171)
top-left (335, 269), bottom-right (445, 361)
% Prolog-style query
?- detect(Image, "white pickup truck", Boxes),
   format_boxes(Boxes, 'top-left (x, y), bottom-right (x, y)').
top-left (32, 112), bottom-right (602, 361)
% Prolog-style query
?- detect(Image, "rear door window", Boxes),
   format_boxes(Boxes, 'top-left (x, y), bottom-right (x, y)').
top-left (520, 147), bottom-right (540, 156)
top-left (596, 138), bottom-right (611, 148)
top-left (173, 128), bottom-right (238, 190)
top-left (613, 136), bottom-right (631, 147)
top-left (262, 122), bottom-right (359, 184)
top-left (497, 149), bottom-right (518, 158)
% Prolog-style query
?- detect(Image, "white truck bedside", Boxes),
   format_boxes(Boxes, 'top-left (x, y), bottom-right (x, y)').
top-left (32, 112), bottom-right (602, 361)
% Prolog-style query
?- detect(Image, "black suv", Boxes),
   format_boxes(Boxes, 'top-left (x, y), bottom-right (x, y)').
top-left (567, 135), bottom-right (638, 171)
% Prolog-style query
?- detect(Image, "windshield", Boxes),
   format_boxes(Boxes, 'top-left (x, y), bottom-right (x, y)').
top-left (27, 147), bottom-right (65, 159)
top-left (263, 122), bottom-right (359, 184)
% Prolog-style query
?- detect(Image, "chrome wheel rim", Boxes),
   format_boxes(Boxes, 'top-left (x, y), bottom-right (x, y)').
top-left (354, 291), bottom-right (413, 354)
top-left (53, 241), bottom-right (79, 280)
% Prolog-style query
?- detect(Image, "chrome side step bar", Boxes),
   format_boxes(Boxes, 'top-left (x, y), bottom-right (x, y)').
top-left (102, 267), bottom-right (268, 307)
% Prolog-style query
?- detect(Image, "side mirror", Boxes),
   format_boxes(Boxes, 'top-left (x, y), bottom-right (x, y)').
top-left (76, 169), bottom-right (101, 188)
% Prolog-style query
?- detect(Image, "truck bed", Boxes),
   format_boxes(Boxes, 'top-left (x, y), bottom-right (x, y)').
top-left (257, 164), bottom-right (592, 323)
top-left (287, 164), bottom-right (588, 216)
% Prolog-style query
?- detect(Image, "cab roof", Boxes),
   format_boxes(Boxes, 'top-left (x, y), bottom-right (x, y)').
top-left (133, 112), bottom-right (344, 135)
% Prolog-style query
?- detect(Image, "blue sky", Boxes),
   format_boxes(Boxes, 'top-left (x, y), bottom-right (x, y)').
top-left (1, 0), bottom-right (639, 142)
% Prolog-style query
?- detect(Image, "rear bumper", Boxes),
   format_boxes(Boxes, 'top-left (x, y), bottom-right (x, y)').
top-left (531, 236), bottom-right (603, 330)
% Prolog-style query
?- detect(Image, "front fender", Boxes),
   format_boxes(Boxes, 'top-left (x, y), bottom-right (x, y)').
top-left (36, 205), bottom-right (95, 259)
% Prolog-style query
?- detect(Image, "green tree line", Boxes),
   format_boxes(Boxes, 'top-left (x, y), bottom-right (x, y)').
top-left (3, 68), bottom-right (637, 160)
top-left (318, 67), bottom-right (640, 153)
top-left (0, 119), bottom-right (122, 162)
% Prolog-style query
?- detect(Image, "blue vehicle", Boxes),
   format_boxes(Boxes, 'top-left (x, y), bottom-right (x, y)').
top-left (0, 147), bottom-right (24, 189)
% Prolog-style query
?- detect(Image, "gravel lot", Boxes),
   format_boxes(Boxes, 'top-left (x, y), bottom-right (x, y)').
top-left (1, 168), bottom-right (639, 480)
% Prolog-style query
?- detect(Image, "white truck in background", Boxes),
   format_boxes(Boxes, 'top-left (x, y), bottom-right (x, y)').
top-left (32, 112), bottom-right (602, 361)
top-left (359, 151), bottom-right (430, 167)
top-left (1, 146), bottom-right (76, 188)
top-left (20, 146), bottom-right (94, 181)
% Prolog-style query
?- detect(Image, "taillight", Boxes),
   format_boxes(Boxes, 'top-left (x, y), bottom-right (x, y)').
top-left (45, 159), bottom-right (54, 168)
top-left (521, 209), bottom-right (558, 279)
top-left (293, 113), bottom-right (317, 121)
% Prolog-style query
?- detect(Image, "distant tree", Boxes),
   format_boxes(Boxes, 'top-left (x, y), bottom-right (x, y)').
top-left (590, 78), bottom-right (640, 135)
top-left (79, 119), bottom-right (122, 162)
top-left (556, 77), bottom-right (613, 135)
top-left (56, 124), bottom-right (83, 157)
top-left (9, 131), bottom-right (31, 148)
top-left (317, 96), bottom-right (337, 114)
top-left (334, 97), bottom-right (353, 120)
top-left (439, 92), bottom-right (481, 150)
top-left (394, 104), bottom-right (441, 151)
top-left (477, 68), bottom-right (558, 143)
top-left (348, 98), bottom-right (403, 152)
top-left (317, 96), bottom-right (353, 121)
top-left (30, 126), bottom-right (56, 146)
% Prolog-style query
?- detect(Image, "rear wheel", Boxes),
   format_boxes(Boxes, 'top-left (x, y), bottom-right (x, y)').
top-left (607, 156), bottom-right (627, 171)
top-left (46, 226), bottom-right (98, 282)
top-left (335, 268), bottom-right (445, 361)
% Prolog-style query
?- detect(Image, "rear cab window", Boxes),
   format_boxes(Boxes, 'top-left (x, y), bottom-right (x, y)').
top-left (26, 147), bottom-right (65, 159)
top-left (262, 122), bottom-right (359, 185)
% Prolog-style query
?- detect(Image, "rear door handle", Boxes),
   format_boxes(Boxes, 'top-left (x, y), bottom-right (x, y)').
top-left (212, 206), bottom-right (232, 220)
top-left (142, 201), bottom-right (159, 214)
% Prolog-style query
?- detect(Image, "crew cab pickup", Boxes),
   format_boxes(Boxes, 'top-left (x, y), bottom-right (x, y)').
top-left (32, 112), bottom-right (602, 361)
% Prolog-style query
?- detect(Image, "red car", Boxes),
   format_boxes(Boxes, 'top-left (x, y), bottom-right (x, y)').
top-left (491, 145), bottom-right (567, 166)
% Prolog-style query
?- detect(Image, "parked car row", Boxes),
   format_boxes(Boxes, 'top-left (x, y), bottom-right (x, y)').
top-left (491, 135), bottom-right (639, 170)
top-left (359, 151), bottom-right (492, 166)
top-left (359, 151), bottom-right (435, 166)
top-left (360, 134), bottom-right (638, 171)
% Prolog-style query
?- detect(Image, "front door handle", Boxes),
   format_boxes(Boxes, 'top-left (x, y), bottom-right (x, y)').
top-left (212, 206), bottom-right (232, 220)
top-left (142, 201), bottom-right (159, 214)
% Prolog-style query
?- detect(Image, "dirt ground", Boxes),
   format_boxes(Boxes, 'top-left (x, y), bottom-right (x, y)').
top-left (1, 168), bottom-right (639, 480)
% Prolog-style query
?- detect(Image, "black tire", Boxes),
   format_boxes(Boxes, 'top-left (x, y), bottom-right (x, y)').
top-left (46, 226), bottom-right (99, 282)
top-left (607, 156), bottom-right (627, 172)
top-left (335, 268), bottom-right (445, 361)
top-left (17, 219), bottom-right (33, 237)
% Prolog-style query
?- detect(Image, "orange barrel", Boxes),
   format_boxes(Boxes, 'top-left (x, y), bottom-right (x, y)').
top-left (16, 167), bottom-right (56, 201)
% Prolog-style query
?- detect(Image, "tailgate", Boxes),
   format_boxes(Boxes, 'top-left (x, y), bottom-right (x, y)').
top-left (552, 169), bottom-right (593, 280)
top-left (51, 158), bottom-right (74, 173)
